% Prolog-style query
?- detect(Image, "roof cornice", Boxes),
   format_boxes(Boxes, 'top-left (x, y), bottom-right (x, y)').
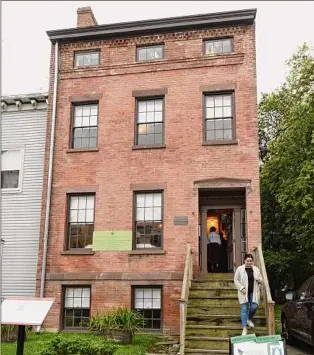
top-left (47, 8), bottom-right (257, 43)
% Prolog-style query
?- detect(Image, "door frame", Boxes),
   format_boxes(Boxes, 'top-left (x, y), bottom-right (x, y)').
top-left (199, 204), bottom-right (244, 277)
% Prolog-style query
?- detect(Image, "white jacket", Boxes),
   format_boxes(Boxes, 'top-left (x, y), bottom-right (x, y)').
top-left (234, 264), bottom-right (263, 305)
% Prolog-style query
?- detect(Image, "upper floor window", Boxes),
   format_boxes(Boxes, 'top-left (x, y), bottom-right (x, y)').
top-left (75, 51), bottom-right (99, 67)
top-left (72, 104), bottom-right (98, 149)
top-left (63, 286), bottom-right (91, 329)
top-left (1, 149), bottom-right (23, 192)
top-left (135, 98), bottom-right (164, 146)
top-left (204, 93), bottom-right (234, 142)
top-left (204, 38), bottom-right (233, 55)
top-left (137, 44), bottom-right (164, 61)
top-left (134, 192), bottom-right (163, 249)
top-left (68, 194), bottom-right (95, 249)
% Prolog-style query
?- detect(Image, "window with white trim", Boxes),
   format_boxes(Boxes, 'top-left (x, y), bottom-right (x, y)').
top-left (1, 150), bottom-right (23, 191)
top-left (133, 286), bottom-right (162, 330)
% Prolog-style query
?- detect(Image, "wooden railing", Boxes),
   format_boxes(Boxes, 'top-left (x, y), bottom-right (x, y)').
top-left (179, 243), bottom-right (193, 355)
top-left (253, 244), bottom-right (275, 335)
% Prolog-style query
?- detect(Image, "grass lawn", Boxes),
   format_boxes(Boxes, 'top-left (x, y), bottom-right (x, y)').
top-left (1, 331), bottom-right (159, 355)
top-left (275, 304), bottom-right (282, 334)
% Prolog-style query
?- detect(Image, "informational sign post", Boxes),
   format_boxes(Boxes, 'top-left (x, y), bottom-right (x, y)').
top-left (1, 297), bottom-right (55, 355)
top-left (229, 334), bottom-right (287, 355)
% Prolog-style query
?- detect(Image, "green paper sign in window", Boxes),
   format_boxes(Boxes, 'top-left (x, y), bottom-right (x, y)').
top-left (92, 231), bottom-right (132, 251)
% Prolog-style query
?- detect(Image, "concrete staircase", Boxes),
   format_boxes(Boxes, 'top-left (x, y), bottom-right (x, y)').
top-left (184, 273), bottom-right (268, 354)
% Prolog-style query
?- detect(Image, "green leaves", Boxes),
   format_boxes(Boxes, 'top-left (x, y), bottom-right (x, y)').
top-left (259, 44), bottom-right (314, 291)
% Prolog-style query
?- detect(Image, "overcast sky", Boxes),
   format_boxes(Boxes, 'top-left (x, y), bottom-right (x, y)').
top-left (2, 1), bottom-right (314, 98)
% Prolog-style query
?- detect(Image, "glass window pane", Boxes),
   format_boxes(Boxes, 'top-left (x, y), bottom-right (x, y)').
top-left (135, 298), bottom-right (144, 308)
top-left (82, 288), bottom-right (90, 298)
top-left (137, 135), bottom-right (147, 145)
top-left (206, 130), bottom-right (215, 141)
top-left (82, 138), bottom-right (89, 148)
top-left (224, 119), bottom-right (232, 129)
top-left (154, 194), bottom-right (162, 207)
top-left (78, 210), bottom-right (86, 222)
top-left (146, 112), bottom-right (154, 124)
top-left (82, 128), bottom-right (89, 138)
top-left (138, 124), bottom-right (147, 135)
top-left (155, 123), bottom-right (162, 133)
top-left (138, 112), bottom-right (146, 123)
top-left (206, 108), bottom-right (215, 118)
top-left (75, 106), bottom-right (83, 117)
top-left (215, 130), bottom-right (224, 140)
top-left (91, 53), bottom-right (99, 65)
top-left (82, 298), bottom-right (90, 307)
top-left (224, 129), bottom-right (233, 140)
top-left (143, 298), bottom-right (153, 308)
top-left (214, 41), bottom-right (222, 53)
top-left (144, 288), bottom-right (153, 298)
top-left (74, 288), bottom-right (82, 297)
top-left (137, 194), bottom-right (145, 207)
top-left (223, 95), bottom-right (231, 106)
top-left (145, 194), bottom-right (153, 207)
top-left (83, 106), bottom-right (90, 116)
top-left (82, 116), bottom-right (89, 127)
top-left (154, 112), bottom-right (162, 122)
top-left (138, 101), bottom-right (146, 112)
top-left (152, 320), bottom-right (161, 329)
top-left (78, 197), bottom-right (87, 209)
top-left (223, 39), bottom-right (232, 53)
top-left (206, 120), bottom-right (214, 130)
top-left (146, 101), bottom-right (155, 111)
top-left (65, 316), bottom-right (73, 327)
top-left (152, 299), bottom-right (161, 309)
top-left (74, 128), bottom-right (82, 138)
top-left (90, 105), bottom-right (98, 115)
top-left (154, 46), bottom-right (163, 59)
top-left (153, 207), bottom-right (161, 220)
top-left (146, 134), bottom-right (155, 145)
top-left (86, 196), bottom-right (94, 209)
top-left (71, 197), bottom-right (79, 209)
top-left (74, 116), bottom-right (82, 127)
top-left (155, 134), bottom-right (163, 144)
top-left (89, 138), bottom-right (97, 148)
top-left (66, 288), bottom-right (74, 297)
top-left (135, 288), bottom-right (144, 298)
top-left (147, 48), bottom-right (155, 60)
top-left (153, 288), bottom-right (161, 298)
top-left (206, 96), bottom-right (215, 107)
top-left (70, 210), bottom-right (78, 223)
top-left (65, 298), bottom-right (74, 308)
top-left (76, 55), bottom-right (84, 67)
top-left (90, 116), bottom-right (97, 126)
top-left (90, 127), bottom-right (97, 138)
top-left (137, 208), bottom-right (145, 221)
top-left (138, 48), bottom-right (146, 61)
top-left (215, 107), bottom-right (223, 118)
top-left (214, 96), bottom-right (223, 106)
top-left (73, 138), bottom-right (81, 149)
top-left (223, 106), bottom-right (232, 117)
top-left (155, 100), bottom-right (163, 111)
top-left (205, 42), bottom-right (214, 54)
top-left (86, 210), bottom-right (94, 223)
top-left (147, 124), bottom-right (155, 134)
top-left (215, 119), bottom-right (223, 130)
top-left (145, 208), bottom-right (153, 220)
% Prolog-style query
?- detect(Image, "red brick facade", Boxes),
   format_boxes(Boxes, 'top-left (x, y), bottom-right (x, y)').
top-left (37, 9), bottom-right (260, 334)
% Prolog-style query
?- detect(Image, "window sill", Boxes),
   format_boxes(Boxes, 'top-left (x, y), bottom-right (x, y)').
top-left (61, 249), bottom-right (95, 255)
top-left (129, 250), bottom-right (166, 255)
top-left (66, 148), bottom-right (99, 153)
top-left (202, 139), bottom-right (238, 146)
top-left (1, 188), bottom-right (22, 194)
top-left (132, 144), bottom-right (166, 150)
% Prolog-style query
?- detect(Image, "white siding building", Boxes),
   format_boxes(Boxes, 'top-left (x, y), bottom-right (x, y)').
top-left (1, 93), bottom-right (48, 298)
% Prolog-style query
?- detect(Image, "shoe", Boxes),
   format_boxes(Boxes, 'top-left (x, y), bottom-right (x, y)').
top-left (242, 327), bottom-right (248, 336)
top-left (247, 320), bottom-right (254, 328)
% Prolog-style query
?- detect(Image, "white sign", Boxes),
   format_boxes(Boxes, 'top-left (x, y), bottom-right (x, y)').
top-left (233, 341), bottom-right (285, 355)
top-left (1, 297), bottom-right (54, 326)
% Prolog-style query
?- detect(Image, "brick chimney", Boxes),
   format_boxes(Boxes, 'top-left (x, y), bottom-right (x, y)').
top-left (77, 7), bottom-right (98, 27)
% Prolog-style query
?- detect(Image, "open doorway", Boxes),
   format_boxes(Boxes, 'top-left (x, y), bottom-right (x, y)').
top-left (206, 209), bottom-right (233, 273)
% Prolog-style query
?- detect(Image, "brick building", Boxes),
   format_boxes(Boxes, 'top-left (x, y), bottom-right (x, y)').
top-left (37, 7), bottom-right (260, 335)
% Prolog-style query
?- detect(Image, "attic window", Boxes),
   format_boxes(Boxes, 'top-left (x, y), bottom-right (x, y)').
top-left (75, 51), bottom-right (99, 67)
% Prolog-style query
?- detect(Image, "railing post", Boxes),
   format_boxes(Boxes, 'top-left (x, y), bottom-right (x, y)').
top-left (179, 299), bottom-right (186, 355)
top-left (268, 302), bottom-right (276, 335)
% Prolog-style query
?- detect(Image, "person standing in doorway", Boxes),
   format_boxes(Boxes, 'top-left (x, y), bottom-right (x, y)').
top-left (234, 253), bottom-right (263, 335)
top-left (207, 226), bottom-right (221, 272)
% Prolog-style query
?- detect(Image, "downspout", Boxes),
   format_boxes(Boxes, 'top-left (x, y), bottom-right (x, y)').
top-left (40, 41), bottom-right (59, 299)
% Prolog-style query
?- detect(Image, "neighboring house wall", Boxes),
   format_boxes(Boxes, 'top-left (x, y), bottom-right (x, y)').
top-left (1, 95), bottom-right (47, 298)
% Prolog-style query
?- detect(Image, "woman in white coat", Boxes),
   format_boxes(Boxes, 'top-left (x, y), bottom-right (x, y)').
top-left (234, 253), bottom-right (263, 335)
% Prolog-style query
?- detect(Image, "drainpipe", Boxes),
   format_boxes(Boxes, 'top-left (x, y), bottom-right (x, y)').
top-left (40, 41), bottom-right (59, 299)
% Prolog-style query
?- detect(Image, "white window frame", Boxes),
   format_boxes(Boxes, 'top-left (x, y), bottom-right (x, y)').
top-left (1, 147), bottom-right (25, 194)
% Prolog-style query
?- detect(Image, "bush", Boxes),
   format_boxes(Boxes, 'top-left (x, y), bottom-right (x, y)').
top-left (1, 325), bottom-right (18, 342)
top-left (39, 336), bottom-right (118, 355)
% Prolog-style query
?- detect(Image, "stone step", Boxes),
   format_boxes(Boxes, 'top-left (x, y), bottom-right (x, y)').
top-left (189, 288), bottom-right (237, 297)
top-left (188, 296), bottom-right (239, 307)
top-left (187, 314), bottom-right (267, 327)
top-left (185, 325), bottom-right (268, 338)
top-left (187, 305), bottom-right (265, 316)
top-left (201, 273), bottom-right (234, 280)
top-left (185, 336), bottom-right (229, 350)
top-left (185, 349), bottom-right (228, 354)
top-left (191, 280), bottom-right (235, 289)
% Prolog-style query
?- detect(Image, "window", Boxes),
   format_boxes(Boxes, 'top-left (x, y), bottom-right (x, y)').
top-left (137, 45), bottom-right (164, 61)
top-left (72, 104), bottom-right (98, 149)
top-left (68, 194), bottom-right (95, 249)
top-left (134, 192), bottom-right (163, 249)
top-left (133, 286), bottom-right (162, 330)
top-left (204, 38), bottom-right (233, 55)
top-left (136, 98), bottom-right (164, 146)
top-left (63, 286), bottom-right (91, 329)
top-left (75, 51), bottom-right (99, 67)
top-left (1, 149), bottom-right (23, 191)
top-left (204, 93), bottom-right (234, 141)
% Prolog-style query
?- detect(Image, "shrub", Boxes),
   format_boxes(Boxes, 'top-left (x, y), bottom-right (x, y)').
top-left (1, 325), bottom-right (18, 342)
top-left (39, 336), bottom-right (118, 355)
